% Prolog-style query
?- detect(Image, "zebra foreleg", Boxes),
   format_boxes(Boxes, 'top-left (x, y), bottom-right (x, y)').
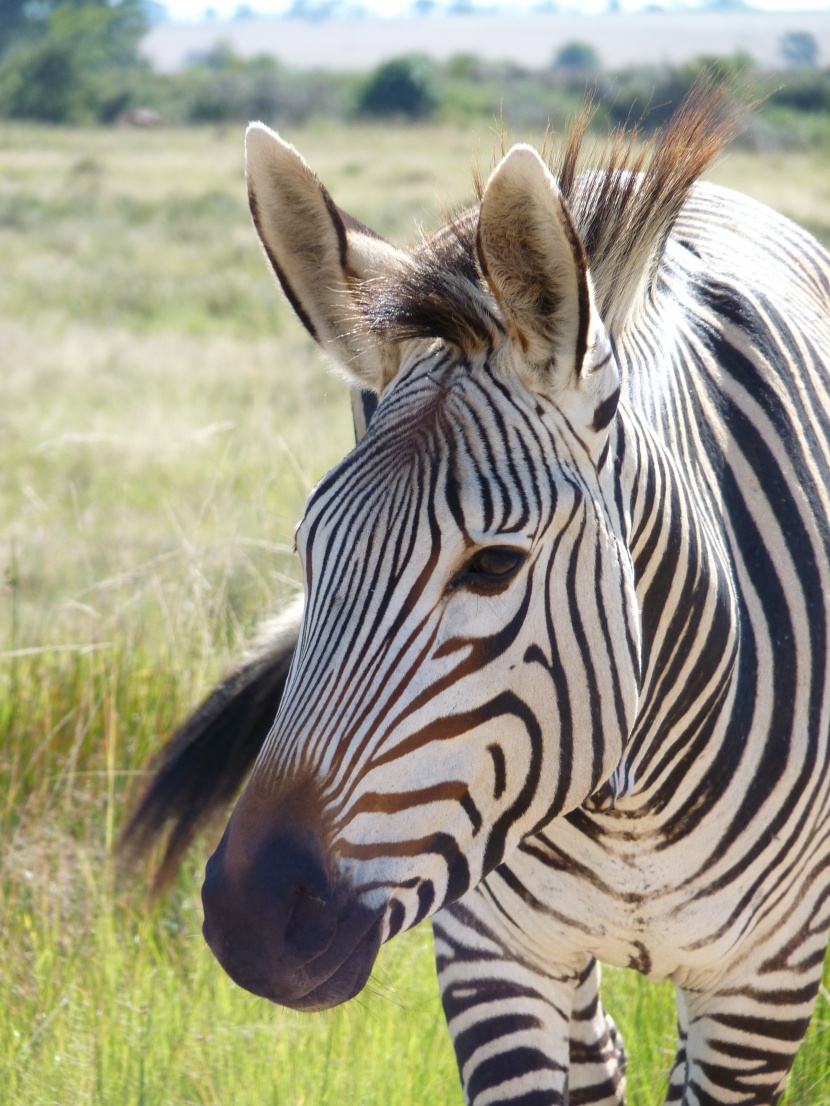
top-left (663, 990), bottom-right (689, 1105)
top-left (433, 893), bottom-right (602, 1106)
top-left (671, 951), bottom-right (822, 1106)
top-left (568, 958), bottom-right (626, 1106)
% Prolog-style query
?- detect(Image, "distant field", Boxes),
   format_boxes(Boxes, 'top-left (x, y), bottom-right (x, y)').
top-left (2, 119), bottom-right (830, 1105)
top-left (141, 12), bottom-right (830, 74)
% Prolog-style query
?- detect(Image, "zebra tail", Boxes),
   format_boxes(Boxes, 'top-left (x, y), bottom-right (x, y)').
top-left (118, 600), bottom-right (301, 896)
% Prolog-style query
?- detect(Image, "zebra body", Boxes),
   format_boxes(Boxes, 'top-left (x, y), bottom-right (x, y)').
top-left (150, 100), bottom-right (830, 1105)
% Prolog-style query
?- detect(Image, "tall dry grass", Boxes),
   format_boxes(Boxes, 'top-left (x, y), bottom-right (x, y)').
top-left (2, 119), bottom-right (830, 1104)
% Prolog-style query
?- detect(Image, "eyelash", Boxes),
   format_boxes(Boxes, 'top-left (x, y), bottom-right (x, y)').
top-left (449, 546), bottom-right (527, 594)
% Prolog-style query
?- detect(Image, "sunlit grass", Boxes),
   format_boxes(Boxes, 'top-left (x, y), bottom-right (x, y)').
top-left (4, 640), bottom-right (830, 1105)
top-left (3, 119), bottom-right (830, 1104)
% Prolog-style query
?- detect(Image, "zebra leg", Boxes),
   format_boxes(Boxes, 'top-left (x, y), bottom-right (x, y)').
top-left (663, 989), bottom-right (689, 1105)
top-left (433, 893), bottom-right (600, 1106)
top-left (568, 958), bottom-right (626, 1106)
top-left (672, 967), bottom-right (821, 1105)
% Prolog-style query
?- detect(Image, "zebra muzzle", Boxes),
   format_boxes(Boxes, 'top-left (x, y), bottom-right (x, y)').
top-left (201, 785), bottom-right (383, 1011)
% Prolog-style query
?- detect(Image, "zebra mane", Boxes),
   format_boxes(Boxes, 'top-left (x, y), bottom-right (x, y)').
top-left (360, 86), bottom-right (742, 350)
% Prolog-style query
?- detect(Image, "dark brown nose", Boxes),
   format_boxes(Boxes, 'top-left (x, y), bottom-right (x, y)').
top-left (202, 823), bottom-right (336, 984)
top-left (201, 782), bottom-right (383, 1011)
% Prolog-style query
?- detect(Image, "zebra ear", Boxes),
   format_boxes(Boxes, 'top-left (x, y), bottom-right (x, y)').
top-left (477, 144), bottom-right (606, 390)
top-left (245, 122), bottom-right (406, 392)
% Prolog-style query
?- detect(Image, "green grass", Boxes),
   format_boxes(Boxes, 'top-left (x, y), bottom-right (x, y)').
top-left (3, 119), bottom-right (830, 1105)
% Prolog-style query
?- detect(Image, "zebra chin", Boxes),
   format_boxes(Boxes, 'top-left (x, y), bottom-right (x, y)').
top-left (200, 785), bottom-right (384, 1012)
top-left (206, 917), bottom-right (384, 1013)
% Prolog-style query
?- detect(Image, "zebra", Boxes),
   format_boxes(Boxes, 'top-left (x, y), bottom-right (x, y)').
top-left (123, 91), bottom-right (830, 1105)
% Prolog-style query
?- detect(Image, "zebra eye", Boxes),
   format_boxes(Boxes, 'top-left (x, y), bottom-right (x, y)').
top-left (452, 546), bottom-right (527, 593)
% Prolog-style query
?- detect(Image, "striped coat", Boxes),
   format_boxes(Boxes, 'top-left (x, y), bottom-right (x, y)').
top-left (125, 94), bottom-right (830, 1105)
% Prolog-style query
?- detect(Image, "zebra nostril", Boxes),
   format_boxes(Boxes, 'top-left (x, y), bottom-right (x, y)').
top-left (283, 885), bottom-right (336, 959)
top-left (239, 832), bottom-right (337, 963)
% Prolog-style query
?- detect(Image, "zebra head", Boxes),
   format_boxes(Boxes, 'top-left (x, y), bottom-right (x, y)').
top-left (201, 126), bottom-right (641, 1011)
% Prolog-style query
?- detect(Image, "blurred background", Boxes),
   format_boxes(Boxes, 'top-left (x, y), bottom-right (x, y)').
top-left (0, 0), bottom-right (828, 133)
top-left (2, 2), bottom-right (830, 1104)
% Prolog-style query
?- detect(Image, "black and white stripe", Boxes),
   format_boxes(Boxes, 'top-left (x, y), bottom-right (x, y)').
top-left (124, 98), bottom-right (830, 1106)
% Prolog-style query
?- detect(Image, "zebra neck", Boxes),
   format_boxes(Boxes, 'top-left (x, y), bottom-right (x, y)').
top-left (603, 409), bottom-right (740, 811)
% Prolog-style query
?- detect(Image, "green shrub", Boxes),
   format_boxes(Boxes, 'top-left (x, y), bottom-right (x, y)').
top-left (552, 41), bottom-right (601, 73)
top-left (605, 54), bottom-right (753, 129)
top-left (146, 47), bottom-right (356, 126)
top-left (357, 56), bottom-right (437, 120)
top-left (0, 39), bottom-right (83, 123)
top-left (0, 0), bottom-right (148, 124)
top-left (769, 68), bottom-right (830, 114)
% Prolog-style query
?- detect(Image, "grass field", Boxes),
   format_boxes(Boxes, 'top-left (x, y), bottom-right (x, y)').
top-left (2, 118), bottom-right (830, 1106)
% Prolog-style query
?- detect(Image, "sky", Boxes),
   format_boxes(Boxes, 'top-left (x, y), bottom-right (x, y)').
top-left (159, 0), bottom-right (830, 23)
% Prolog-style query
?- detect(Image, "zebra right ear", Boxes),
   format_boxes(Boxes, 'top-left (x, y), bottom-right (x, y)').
top-left (245, 123), bottom-right (407, 393)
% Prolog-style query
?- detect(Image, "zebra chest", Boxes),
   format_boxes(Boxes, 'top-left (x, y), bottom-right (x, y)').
top-left (479, 811), bottom-right (754, 987)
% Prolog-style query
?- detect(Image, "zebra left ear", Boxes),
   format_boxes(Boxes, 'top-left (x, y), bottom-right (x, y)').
top-left (477, 145), bottom-right (619, 434)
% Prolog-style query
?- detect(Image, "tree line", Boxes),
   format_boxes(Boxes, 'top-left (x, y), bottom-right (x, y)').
top-left (0, 0), bottom-right (827, 138)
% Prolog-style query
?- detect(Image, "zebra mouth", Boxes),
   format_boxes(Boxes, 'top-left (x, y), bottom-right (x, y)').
top-left (204, 904), bottom-right (383, 1012)
top-left (273, 912), bottom-right (384, 1012)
